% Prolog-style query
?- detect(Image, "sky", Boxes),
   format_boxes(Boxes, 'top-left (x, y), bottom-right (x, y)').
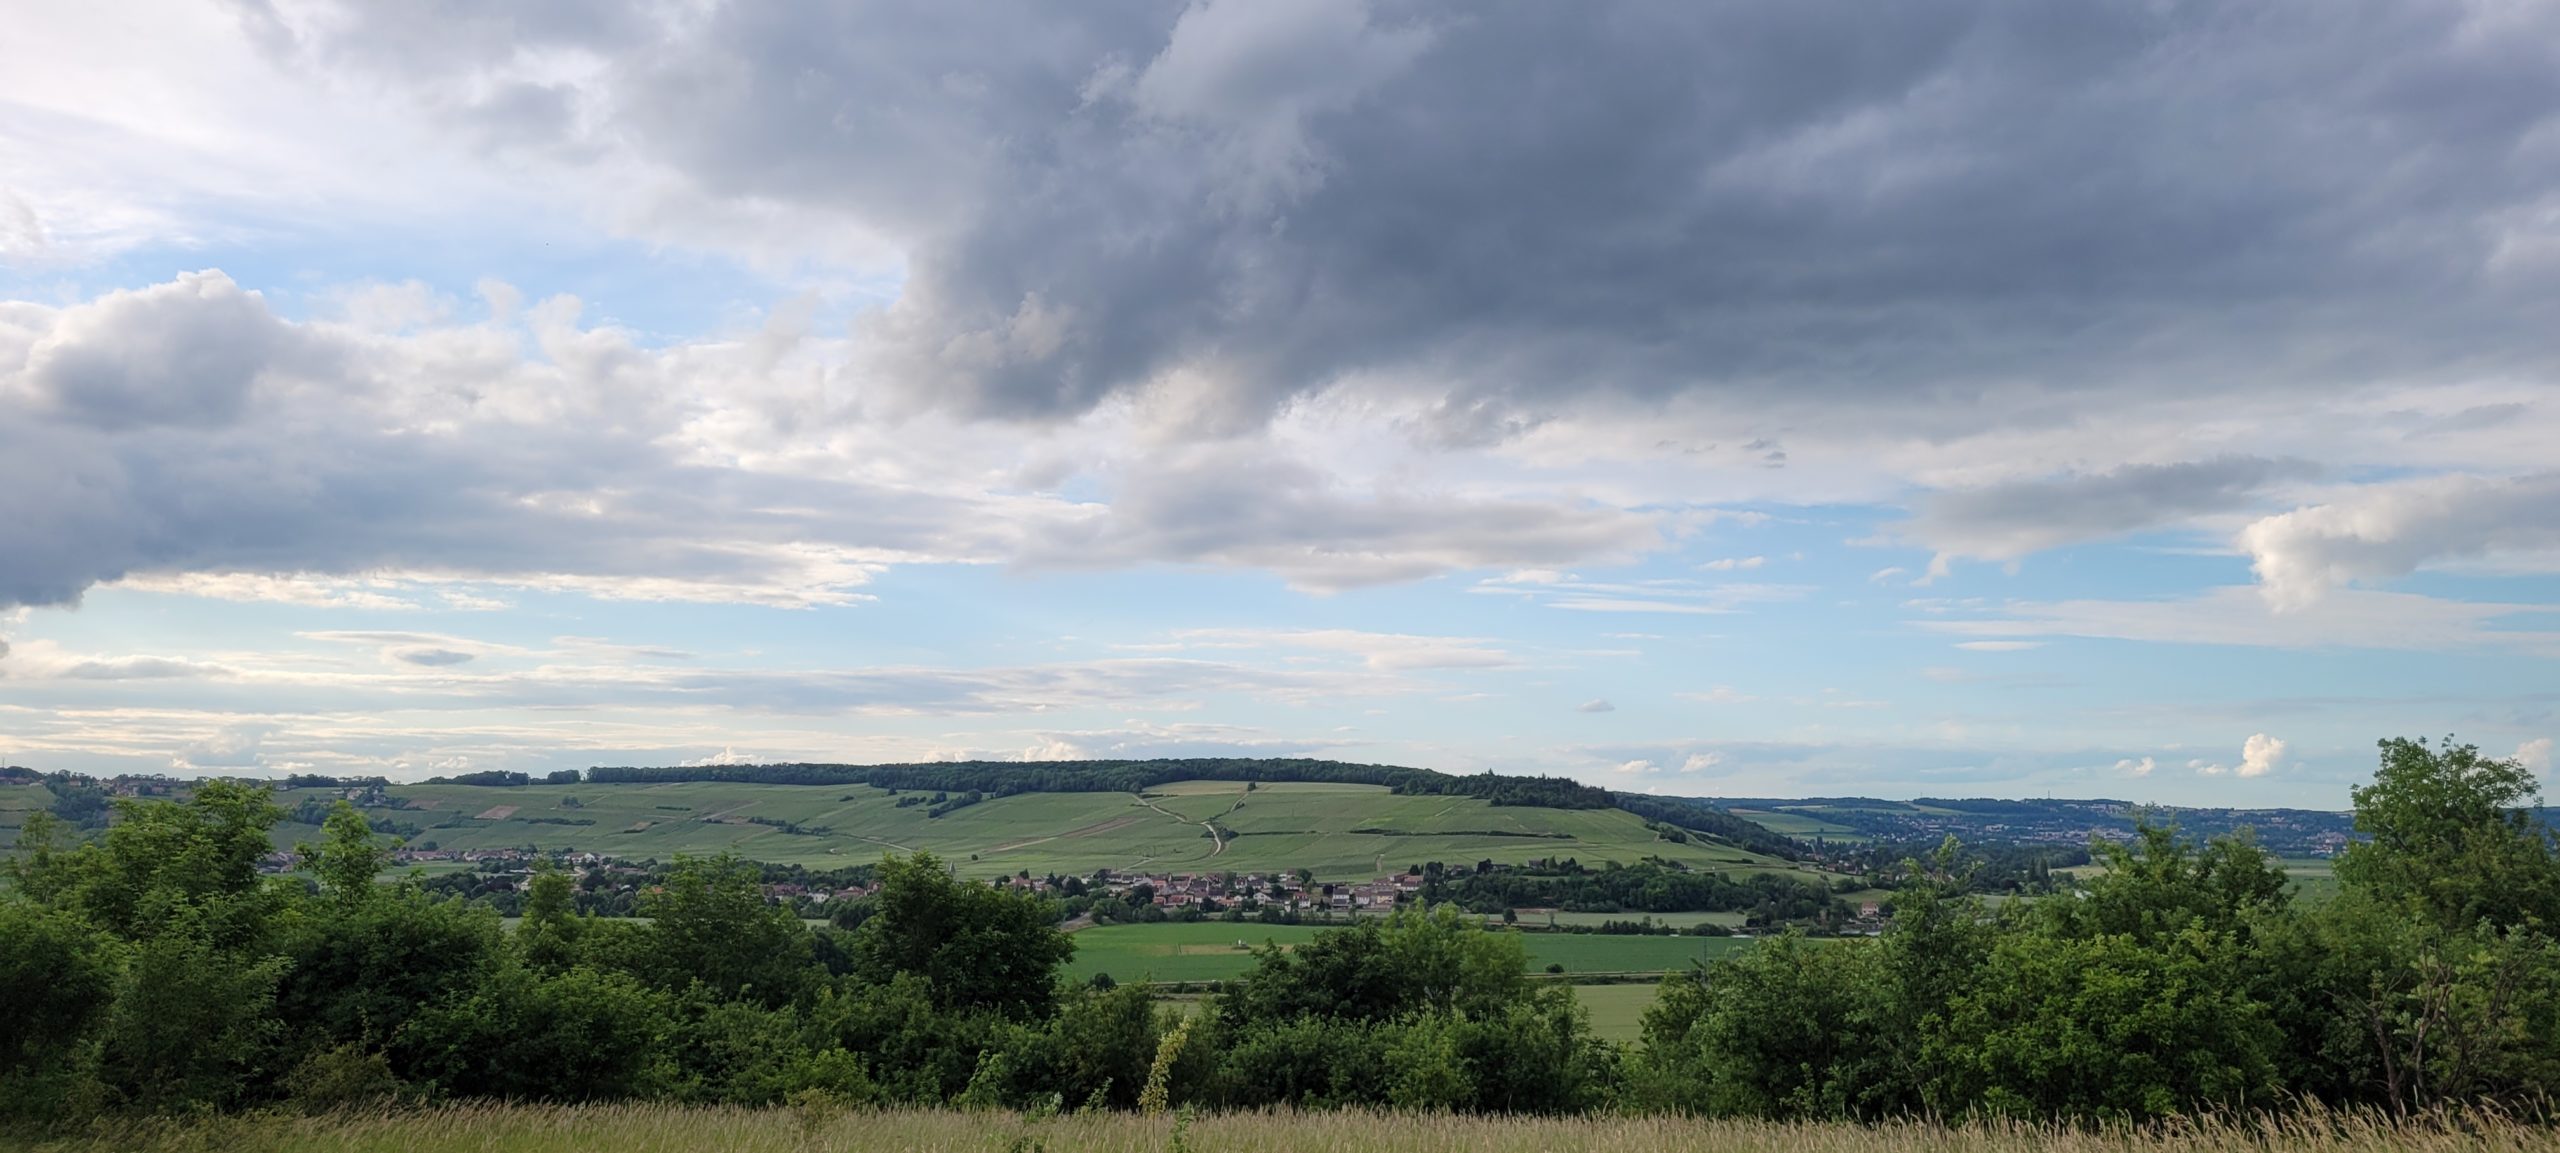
top-left (4, 1), bottom-right (2559, 807)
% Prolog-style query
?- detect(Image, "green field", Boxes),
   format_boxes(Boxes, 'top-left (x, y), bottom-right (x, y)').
top-left (1062, 921), bottom-right (1751, 984)
top-left (1726, 806), bottom-right (1872, 842)
top-left (1569, 982), bottom-right (1661, 1043)
top-left (0, 782), bottom-right (48, 843)
top-left (269, 778), bottom-right (1816, 882)
top-left (1540, 910), bottom-right (1745, 929)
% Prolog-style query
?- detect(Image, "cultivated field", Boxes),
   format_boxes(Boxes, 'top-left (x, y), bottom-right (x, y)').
top-left (275, 778), bottom-right (1818, 881)
top-left (0, 783), bottom-right (47, 843)
top-left (12, 1104), bottom-right (2551, 1153)
top-left (1063, 921), bottom-right (1751, 984)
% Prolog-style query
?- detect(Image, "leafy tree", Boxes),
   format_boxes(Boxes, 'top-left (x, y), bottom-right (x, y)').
top-left (848, 853), bottom-right (1073, 1019)
top-left (2336, 736), bottom-right (2560, 934)
top-left (0, 899), bottom-right (118, 1120)
top-left (298, 800), bottom-right (391, 909)
top-left (635, 854), bottom-right (817, 1007)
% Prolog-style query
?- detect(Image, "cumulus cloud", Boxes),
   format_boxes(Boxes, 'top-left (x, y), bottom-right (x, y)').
top-left (2517, 738), bottom-right (2554, 775)
top-left (2113, 756), bottom-right (2156, 778)
top-left (1578, 699), bottom-right (1616, 713)
top-left (2240, 473), bottom-right (2560, 609)
top-left (2193, 733), bottom-right (2287, 778)
top-left (0, 271), bottom-right (1666, 610)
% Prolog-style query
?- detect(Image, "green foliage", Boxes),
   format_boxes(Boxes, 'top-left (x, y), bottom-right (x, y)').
top-left (848, 852), bottom-right (1074, 1019)
top-left (635, 854), bottom-right (817, 1007)
top-left (2336, 735), bottom-right (2560, 934)
top-left (10, 735), bottom-right (2560, 1128)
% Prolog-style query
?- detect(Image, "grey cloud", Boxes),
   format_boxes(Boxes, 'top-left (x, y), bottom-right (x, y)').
top-left (23, 271), bottom-right (315, 431)
top-left (1020, 451), bottom-right (1656, 591)
top-left (1909, 455), bottom-right (2321, 561)
top-left (61, 656), bottom-right (229, 680)
top-left (270, 0), bottom-right (2560, 430)
top-left (1577, 698), bottom-right (1615, 713)
top-left (392, 647), bottom-right (477, 666)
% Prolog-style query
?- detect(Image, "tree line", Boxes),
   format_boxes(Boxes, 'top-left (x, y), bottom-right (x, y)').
top-left (3, 735), bottom-right (2555, 1125)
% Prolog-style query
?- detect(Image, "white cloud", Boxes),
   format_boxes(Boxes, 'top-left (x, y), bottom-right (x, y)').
top-left (2113, 756), bottom-right (2157, 777)
top-left (2240, 473), bottom-right (2560, 609)
top-left (1164, 628), bottom-right (1518, 671)
top-left (1677, 685), bottom-right (1753, 704)
top-left (2193, 734), bottom-right (2286, 778)
top-left (2516, 738), bottom-right (2554, 775)
top-left (1701, 555), bottom-right (1765, 571)
top-left (1578, 699), bottom-right (1616, 713)
top-left (2239, 733), bottom-right (2287, 778)
top-left (1954, 640), bottom-right (2043, 652)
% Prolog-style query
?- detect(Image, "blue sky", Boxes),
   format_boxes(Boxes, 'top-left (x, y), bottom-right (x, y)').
top-left (4, 1), bottom-right (2559, 806)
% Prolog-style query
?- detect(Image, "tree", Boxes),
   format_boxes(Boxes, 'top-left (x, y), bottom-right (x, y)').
top-left (2336, 736), bottom-right (2560, 935)
top-left (848, 852), bottom-right (1074, 1019)
top-left (638, 854), bottom-right (816, 1007)
top-left (298, 801), bottom-right (390, 909)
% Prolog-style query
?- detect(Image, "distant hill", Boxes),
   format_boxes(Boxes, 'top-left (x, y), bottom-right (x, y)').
top-left (1699, 795), bottom-right (2364, 857)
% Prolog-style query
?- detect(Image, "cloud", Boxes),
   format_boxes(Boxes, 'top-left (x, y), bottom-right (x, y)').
top-left (2516, 738), bottom-right (2554, 775)
top-left (2239, 733), bottom-right (2287, 778)
top-left (2240, 473), bottom-right (2560, 609)
top-left (1954, 641), bottom-right (2043, 653)
top-left (2113, 756), bottom-right (2156, 778)
top-left (2193, 733), bottom-right (2287, 778)
top-left (391, 647), bottom-right (477, 667)
top-left (213, 1), bottom-right (2560, 445)
top-left (1909, 456), bottom-right (2319, 564)
top-left (0, 272), bottom-right (1662, 610)
top-left (1165, 628), bottom-right (1519, 671)
top-left (1916, 586), bottom-right (2560, 655)
top-left (174, 723), bottom-right (275, 770)
top-left (60, 655), bottom-right (231, 680)
top-left (1677, 686), bottom-right (1753, 705)
top-left (1701, 555), bottom-right (1765, 571)
top-left (1578, 699), bottom-right (1616, 713)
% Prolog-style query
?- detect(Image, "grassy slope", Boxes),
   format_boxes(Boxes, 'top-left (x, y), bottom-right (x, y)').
top-left (276, 779), bottom-right (1811, 882)
top-left (9, 1104), bottom-right (2526, 1153)
top-left (0, 782), bottom-right (47, 843)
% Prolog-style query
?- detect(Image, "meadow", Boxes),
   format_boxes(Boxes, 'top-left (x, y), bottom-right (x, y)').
top-left (9, 1104), bottom-right (2550, 1153)
top-left (1063, 921), bottom-right (1752, 985)
top-left (280, 778), bottom-right (1819, 882)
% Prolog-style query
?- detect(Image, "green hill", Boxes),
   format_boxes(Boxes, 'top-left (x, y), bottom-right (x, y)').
top-left (272, 776), bottom-right (1810, 882)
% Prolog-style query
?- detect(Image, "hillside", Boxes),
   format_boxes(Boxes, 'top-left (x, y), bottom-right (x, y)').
top-left (1706, 795), bottom-right (2364, 856)
top-left (270, 776), bottom-right (1812, 882)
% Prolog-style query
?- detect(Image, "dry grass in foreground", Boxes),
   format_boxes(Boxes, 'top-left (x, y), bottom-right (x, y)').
top-left (9, 1103), bottom-right (2560, 1153)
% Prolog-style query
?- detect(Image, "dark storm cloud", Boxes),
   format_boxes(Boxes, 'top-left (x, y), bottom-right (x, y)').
top-left (263, 0), bottom-right (2560, 427)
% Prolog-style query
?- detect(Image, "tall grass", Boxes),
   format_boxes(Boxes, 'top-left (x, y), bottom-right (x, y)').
top-left (10, 1104), bottom-right (2557, 1153)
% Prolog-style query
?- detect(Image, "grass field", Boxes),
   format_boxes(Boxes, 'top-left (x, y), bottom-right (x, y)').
top-left (265, 778), bottom-right (1820, 882)
top-left (1062, 922), bottom-right (1750, 984)
top-left (10, 1103), bottom-right (2544, 1153)
top-left (1568, 981), bottom-right (1659, 1042)
top-left (1538, 909), bottom-right (1746, 929)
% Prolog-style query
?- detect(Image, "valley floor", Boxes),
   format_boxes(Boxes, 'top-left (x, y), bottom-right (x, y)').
top-left (9, 1104), bottom-right (2555, 1153)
